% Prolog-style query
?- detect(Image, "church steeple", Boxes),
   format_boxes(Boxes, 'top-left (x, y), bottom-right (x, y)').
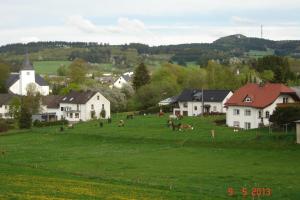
top-left (21, 52), bottom-right (34, 70)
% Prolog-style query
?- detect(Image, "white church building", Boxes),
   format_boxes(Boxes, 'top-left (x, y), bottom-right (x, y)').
top-left (6, 53), bottom-right (49, 96)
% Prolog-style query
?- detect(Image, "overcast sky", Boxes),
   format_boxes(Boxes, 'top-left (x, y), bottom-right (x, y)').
top-left (1, 0), bottom-right (300, 46)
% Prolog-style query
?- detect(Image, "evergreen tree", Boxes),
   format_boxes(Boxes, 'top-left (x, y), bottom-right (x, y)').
top-left (19, 105), bottom-right (32, 129)
top-left (132, 63), bottom-right (150, 91)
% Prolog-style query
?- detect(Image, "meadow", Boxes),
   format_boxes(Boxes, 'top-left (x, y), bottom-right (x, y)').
top-left (0, 115), bottom-right (299, 199)
top-left (33, 61), bottom-right (71, 75)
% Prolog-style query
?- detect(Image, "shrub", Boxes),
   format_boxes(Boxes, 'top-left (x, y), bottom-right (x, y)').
top-left (0, 120), bottom-right (9, 132)
top-left (33, 120), bottom-right (69, 127)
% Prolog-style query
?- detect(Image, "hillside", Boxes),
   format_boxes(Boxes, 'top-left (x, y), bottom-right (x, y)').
top-left (1, 34), bottom-right (300, 72)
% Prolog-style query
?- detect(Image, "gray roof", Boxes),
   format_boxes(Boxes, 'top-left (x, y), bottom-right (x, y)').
top-left (35, 74), bottom-right (48, 86)
top-left (0, 94), bottom-right (18, 106)
top-left (122, 75), bottom-right (132, 82)
top-left (60, 90), bottom-right (97, 104)
top-left (176, 89), bottom-right (231, 102)
top-left (6, 73), bottom-right (19, 88)
top-left (21, 53), bottom-right (34, 70)
top-left (42, 95), bottom-right (62, 108)
top-left (5, 74), bottom-right (48, 88)
top-left (291, 87), bottom-right (300, 98)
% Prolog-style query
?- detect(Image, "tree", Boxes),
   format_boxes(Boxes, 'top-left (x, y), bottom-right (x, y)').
top-left (255, 56), bottom-right (294, 83)
top-left (57, 65), bottom-right (67, 76)
top-left (18, 105), bottom-right (32, 129)
top-left (270, 105), bottom-right (300, 127)
top-left (0, 59), bottom-right (10, 93)
top-left (68, 59), bottom-right (88, 84)
top-left (260, 70), bottom-right (274, 82)
top-left (132, 63), bottom-right (150, 91)
top-left (9, 96), bottom-right (21, 119)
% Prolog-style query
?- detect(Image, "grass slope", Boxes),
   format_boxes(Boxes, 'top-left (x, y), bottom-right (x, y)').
top-left (33, 61), bottom-right (71, 75)
top-left (0, 115), bottom-right (299, 199)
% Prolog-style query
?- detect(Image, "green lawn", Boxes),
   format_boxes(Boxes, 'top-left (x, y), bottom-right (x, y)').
top-left (0, 115), bottom-right (299, 199)
top-left (33, 61), bottom-right (71, 75)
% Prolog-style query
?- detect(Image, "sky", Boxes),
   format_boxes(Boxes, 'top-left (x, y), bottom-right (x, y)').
top-left (1, 0), bottom-right (300, 46)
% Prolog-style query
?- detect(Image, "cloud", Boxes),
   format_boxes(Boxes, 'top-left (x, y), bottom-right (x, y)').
top-left (66, 15), bottom-right (99, 33)
top-left (231, 16), bottom-right (257, 26)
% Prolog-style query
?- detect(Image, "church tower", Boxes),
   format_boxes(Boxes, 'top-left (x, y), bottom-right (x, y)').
top-left (19, 53), bottom-right (35, 95)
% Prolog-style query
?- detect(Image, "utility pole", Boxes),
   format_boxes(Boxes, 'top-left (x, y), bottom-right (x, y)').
top-left (201, 88), bottom-right (204, 117)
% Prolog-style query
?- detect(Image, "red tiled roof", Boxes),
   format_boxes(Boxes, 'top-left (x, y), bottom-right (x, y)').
top-left (225, 83), bottom-right (299, 108)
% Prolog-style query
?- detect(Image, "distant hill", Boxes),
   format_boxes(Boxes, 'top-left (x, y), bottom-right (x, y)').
top-left (1, 34), bottom-right (300, 69)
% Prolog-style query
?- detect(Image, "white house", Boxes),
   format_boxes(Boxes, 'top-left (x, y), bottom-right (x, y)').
top-left (0, 94), bottom-right (16, 119)
top-left (42, 90), bottom-right (111, 122)
top-left (113, 74), bottom-right (132, 89)
top-left (173, 89), bottom-right (233, 116)
top-left (225, 83), bottom-right (300, 129)
top-left (6, 53), bottom-right (49, 96)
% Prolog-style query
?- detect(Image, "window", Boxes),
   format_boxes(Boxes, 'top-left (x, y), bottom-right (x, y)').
top-left (27, 72), bottom-right (30, 75)
top-left (258, 110), bottom-right (262, 118)
top-left (62, 97), bottom-right (67, 101)
top-left (70, 113), bottom-right (73, 118)
top-left (244, 97), bottom-right (252, 102)
top-left (283, 97), bottom-right (288, 104)
top-left (233, 121), bottom-right (240, 128)
top-left (244, 109), bottom-right (251, 116)
top-left (213, 106), bottom-right (217, 112)
top-left (61, 107), bottom-right (64, 111)
top-left (194, 106), bottom-right (197, 110)
top-left (97, 96), bottom-right (100, 100)
top-left (77, 104), bottom-right (79, 111)
top-left (265, 111), bottom-right (270, 118)
top-left (91, 104), bottom-right (94, 110)
top-left (183, 103), bottom-right (188, 108)
top-left (75, 113), bottom-right (79, 118)
top-left (102, 104), bottom-right (104, 109)
top-left (4, 105), bottom-right (7, 109)
top-left (233, 109), bottom-right (240, 115)
top-left (69, 97), bottom-right (74, 102)
top-left (244, 122), bottom-right (251, 130)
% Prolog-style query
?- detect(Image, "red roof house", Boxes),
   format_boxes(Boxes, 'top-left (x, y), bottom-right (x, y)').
top-left (225, 83), bottom-right (299, 109)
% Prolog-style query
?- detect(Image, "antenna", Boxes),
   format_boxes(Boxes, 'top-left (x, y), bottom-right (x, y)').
top-left (261, 25), bottom-right (263, 39)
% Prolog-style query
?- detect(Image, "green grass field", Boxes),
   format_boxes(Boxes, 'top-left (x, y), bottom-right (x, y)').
top-left (33, 61), bottom-right (71, 75)
top-left (0, 115), bottom-right (300, 199)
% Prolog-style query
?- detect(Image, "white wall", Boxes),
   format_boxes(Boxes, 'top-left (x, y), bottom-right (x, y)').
top-left (174, 101), bottom-right (226, 116)
top-left (58, 92), bottom-right (111, 122)
top-left (9, 80), bottom-right (20, 95)
top-left (113, 77), bottom-right (128, 89)
top-left (226, 94), bottom-right (296, 129)
top-left (0, 105), bottom-right (11, 119)
top-left (20, 70), bottom-right (35, 95)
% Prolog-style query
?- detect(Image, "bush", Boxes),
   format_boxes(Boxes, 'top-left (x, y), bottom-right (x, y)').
top-left (19, 106), bottom-right (32, 129)
top-left (0, 120), bottom-right (9, 132)
top-left (33, 120), bottom-right (69, 127)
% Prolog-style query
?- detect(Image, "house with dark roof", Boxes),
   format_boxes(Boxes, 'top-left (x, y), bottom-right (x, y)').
top-left (173, 89), bottom-right (233, 116)
top-left (6, 53), bottom-right (49, 96)
top-left (51, 90), bottom-right (111, 122)
top-left (0, 94), bottom-right (19, 119)
top-left (113, 74), bottom-right (133, 89)
top-left (225, 83), bottom-right (300, 129)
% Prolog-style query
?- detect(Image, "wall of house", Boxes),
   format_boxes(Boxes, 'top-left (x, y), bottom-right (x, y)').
top-left (113, 77), bottom-right (127, 89)
top-left (58, 92), bottom-right (111, 122)
top-left (174, 101), bottom-right (225, 116)
top-left (0, 105), bottom-right (11, 119)
top-left (36, 85), bottom-right (50, 96)
top-left (226, 94), bottom-right (296, 129)
top-left (85, 92), bottom-right (111, 120)
top-left (20, 70), bottom-right (35, 95)
top-left (9, 80), bottom-right (20, 95)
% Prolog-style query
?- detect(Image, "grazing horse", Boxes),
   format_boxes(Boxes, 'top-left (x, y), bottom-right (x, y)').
top-left (179, 124), bottom-right (194, 131)
top-left (171, 121), bottom-right (181, 131)
top-left (158, 112), bottom-right (164, 117)
top-left (126, 114), bottom-right (134, 119)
